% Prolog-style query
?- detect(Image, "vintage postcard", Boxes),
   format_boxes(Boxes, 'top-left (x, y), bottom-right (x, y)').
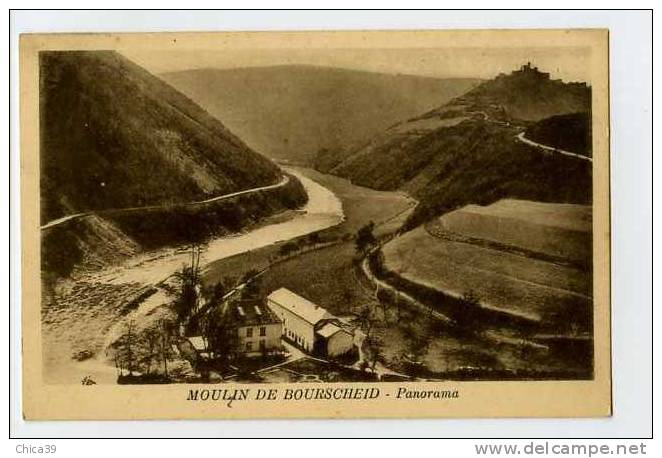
top-left (20, 29), bottom-right (610, 419)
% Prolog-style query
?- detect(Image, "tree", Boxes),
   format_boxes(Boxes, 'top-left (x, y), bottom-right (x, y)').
top-left (376, 288), bottom-right (395, 323)
top-left (139, 327), bottom-right (160, 375)
top-left (462, 289), bottom-right (480, 307)
top-left (203, 307), bottom-right (240, 369)
top-left (399, 322), bottom-right (431, 377)
top-left (339, 289), bottom-right (354, 314)
top-left (241, 269), bottom-right (262, 300)
top-left (137, 319), bottom-right (175, 378)
top-left (364, 334), bottom-right (384, 372)
top-left (455, 289), bottom-right (482, 329)
top-left (115, 320), bottom-right (138, 376)
top-left (355, 221), bottom-right (376, 254)
top-left (156, 319), bottom-right (174, 378)
top-left (394, 289), bottom-right (403, 320)
top-left (203, 280), bottom-right (227, 305)
top-left (172, 246), bottom-right (202, 323)
top-left (352, 305), bottom-right (377, 339)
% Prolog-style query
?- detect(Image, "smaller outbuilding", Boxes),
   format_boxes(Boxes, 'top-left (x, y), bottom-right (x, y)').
top-left (315, 320), bottom-right (354, 357)
top-left (267, 288), bottom-right (355, 357)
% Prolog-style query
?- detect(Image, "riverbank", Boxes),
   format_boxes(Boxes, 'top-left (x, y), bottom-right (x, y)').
top-left (41, 168), bottom-right (345, 384)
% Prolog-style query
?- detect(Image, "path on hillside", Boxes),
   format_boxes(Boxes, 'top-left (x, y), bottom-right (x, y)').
top-left (40, 175), bottom-right (290, 230)
top-left (359, 250), bottom-right (453, 325)
top-left (469, 108), bottom-right (592, 163)
top-left (516, 132), bottom-right (592, 162)
top-left (42, 168), bottom-right (344, 384)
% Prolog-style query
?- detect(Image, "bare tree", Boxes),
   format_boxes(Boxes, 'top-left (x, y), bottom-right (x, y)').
top-left (156, 319), bottom-right (174, 378)
top-left (364, 334), bottom-right (384, 372)
top-left (140, 328), bottom-right (159, 375)
top-left (352, 305), bottom-right (377, 339)
top-left (240, 269), bottom-right (262, 301)
top-left (172, 245), bottom-right (202, 323)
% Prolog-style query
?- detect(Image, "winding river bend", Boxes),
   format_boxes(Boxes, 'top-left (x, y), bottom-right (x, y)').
top-left (42, 168), bottom-right (344, 384)
top-left (95, 168), bottom-right (344, 286)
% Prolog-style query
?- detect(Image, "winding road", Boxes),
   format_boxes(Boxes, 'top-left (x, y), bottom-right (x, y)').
top-left (516, 132), bottom-right (592, 162)
top-left (469, 108), bottom-right (591, 162)
top-left (91, 168), bottom-right (343, 286)
top-left (359, 250), bottom-right (453, 325)
top-left (40, 174), bottom-right (290, 230)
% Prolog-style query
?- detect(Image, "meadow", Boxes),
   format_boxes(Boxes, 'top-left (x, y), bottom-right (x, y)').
top-left (428, 199), bottom-right (592, 266)
top-left (382, 223), bottom-right (592, 329)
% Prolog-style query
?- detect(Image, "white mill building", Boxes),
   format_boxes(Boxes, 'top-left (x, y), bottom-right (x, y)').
top-left (266, 288), bottom-right (354, 357)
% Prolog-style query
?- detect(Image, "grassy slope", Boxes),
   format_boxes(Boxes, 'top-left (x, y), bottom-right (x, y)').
top-left (40, 51), bottom-right (282, 223)
top-left (333, 119), bottom-right (593, 229)
top-left (162, 65), bottom-right (481, 164)
top-left (431, 200), bottom-right (592, 265)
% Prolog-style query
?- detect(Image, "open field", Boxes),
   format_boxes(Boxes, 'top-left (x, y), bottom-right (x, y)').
top-left (258, 242), bottom-right (365, 316)
top-left (383, 226), bottom-right (590, 323)
top-left (428, 199), bottom-right (592, 265)
top-left (382, 200), bottom-right (592, 328)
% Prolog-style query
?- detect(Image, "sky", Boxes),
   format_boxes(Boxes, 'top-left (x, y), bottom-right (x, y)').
top-left (124, 46), bottom-right (593, 84)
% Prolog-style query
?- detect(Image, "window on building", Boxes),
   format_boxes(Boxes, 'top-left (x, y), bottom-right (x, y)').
top-left (259, 340), bottom-right (266, 351)
top-left (246, 327), bottom-right (253, 338)
top-left (245, 342), bottom-right (252, 352)
top-left (260, 326), bottom-right (266, 336)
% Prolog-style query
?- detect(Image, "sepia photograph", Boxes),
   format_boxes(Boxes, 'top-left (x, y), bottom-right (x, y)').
top-left (19, 29), bottom-right (611, 419)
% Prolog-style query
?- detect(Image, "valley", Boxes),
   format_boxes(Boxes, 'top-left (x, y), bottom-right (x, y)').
top-left (39, 55), bottom-right (596, 384)
top-left (162, 65), bottom-right (480, 164)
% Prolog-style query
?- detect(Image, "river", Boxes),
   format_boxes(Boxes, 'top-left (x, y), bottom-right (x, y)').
top-left (42, 168), bottom-right (344, 384)
top-left (93, 168), bottom-right (343, 286)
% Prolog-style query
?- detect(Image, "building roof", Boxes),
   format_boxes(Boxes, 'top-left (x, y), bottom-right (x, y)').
top-left (188, 336), bottom-right (207, 351)
top-left (316, 322), bottom-right (351, 339)
top-left (267, 288), bottom-right (331, 325)
top-left (229, 299), bottom-right (281, 327)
